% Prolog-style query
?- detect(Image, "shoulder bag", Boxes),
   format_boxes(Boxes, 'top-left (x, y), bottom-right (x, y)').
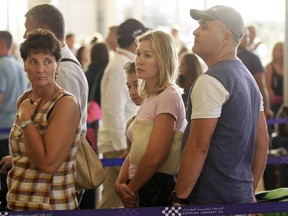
top-left (75, 135), bottom-right (105, 190)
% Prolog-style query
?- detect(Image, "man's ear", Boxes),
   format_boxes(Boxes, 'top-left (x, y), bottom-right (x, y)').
top-left (222, 30), bottom-right (233, 45)
top-left (227, 30), bottom-right (233, 39)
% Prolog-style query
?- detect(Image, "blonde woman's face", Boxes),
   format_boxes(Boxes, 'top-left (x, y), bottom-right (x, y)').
top-left (273, 43), bottom-right (283, 60)
top-left (135, 40), bottom-right (159, 83)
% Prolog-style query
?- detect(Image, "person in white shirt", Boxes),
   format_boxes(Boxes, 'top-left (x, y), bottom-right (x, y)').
top-left (24, 4), bottom-right (88, 135)
top-left (105, 26), bottom-right (119, 53)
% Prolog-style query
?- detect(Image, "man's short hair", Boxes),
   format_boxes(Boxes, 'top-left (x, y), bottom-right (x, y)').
top-left (0, 31), bottom-right (12, 49)
top-left (25, 4), bottom-right (65, 42)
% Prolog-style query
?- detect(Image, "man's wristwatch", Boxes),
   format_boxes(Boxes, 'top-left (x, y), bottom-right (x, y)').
top-left (170, 191), bottom-right (189, 205)
top-left (20, 120), bottom-right (33, 128)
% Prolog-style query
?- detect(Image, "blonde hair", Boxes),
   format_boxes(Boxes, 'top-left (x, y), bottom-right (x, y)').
top-left (136, 30), bottom-right (180, 96)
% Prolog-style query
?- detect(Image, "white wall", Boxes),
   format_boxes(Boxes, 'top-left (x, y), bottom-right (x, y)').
top-left (58, 0), bottom-right (98, 38)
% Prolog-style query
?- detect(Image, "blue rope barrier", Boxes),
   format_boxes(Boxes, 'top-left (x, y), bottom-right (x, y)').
top-left (267, 117), bottom-right (288, 125)
top-left (0, 117), bottom-right (287, 134)
top-left (1, 127), bottom-right (288, 167)
top-left (1, 201), bottom-right (288, 215)
top-left (101, 158), bottom-right (125, 167)
top-left (267, 156), bottom-right (288, 165)
top-left (0, 116), bottom-right (287, 134)
top-left (99, 156), bottom-right (288, 167)
top-left (0, 128), bottom-right (10, 134)
top-left (3, 119), bottom-right (288, 167)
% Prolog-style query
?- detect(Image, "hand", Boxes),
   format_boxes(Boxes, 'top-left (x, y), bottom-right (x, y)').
top-left (250, 196), bottom-right (262, 216)
top-left (121, 194), bottom-right (138, 208)
top-left (0, 155), bottom-right (12, 173)
top-left (18, 98), bottom-right (41, 121)
top-left (120, 149), bottom-right (129, 158)
top-left (264, 108), bottom-right (274, 119)
top-left (115, 182), bottom-right (138, 207)
top-left (172, 202), bottom-right (183, 207)
top-left (115, 182), bottom-right (135, 199)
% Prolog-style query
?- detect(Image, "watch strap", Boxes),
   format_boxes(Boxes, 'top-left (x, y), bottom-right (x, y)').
top-left (170, 191), bottom-right (189, 205)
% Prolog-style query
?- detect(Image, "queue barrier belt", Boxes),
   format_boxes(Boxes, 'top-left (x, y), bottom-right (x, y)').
top-left (1, 201), bottom-right (288, 215)
top-left (266, 117), bottom-right (288, 125)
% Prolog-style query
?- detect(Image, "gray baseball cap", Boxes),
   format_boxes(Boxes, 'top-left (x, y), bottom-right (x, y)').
top-left (190, 5), bottom-right (244, 40)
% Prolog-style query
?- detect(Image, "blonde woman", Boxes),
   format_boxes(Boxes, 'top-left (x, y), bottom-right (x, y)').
top-left (115, 30), bottom-right (186, 207)
top-left (265, 42), bottom-right (284, 114)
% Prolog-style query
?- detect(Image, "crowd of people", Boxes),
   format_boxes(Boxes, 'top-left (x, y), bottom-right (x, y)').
top-left (0, 2), bottom-right (284, 212)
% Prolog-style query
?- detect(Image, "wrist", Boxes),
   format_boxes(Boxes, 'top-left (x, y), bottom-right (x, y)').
top-left (170, 191), bottom-right (189, 205)
top-left (19, 119), bottom-right (33, 129)
top-left (19, 115), bottom-right (32, 122)
top-left (127, 182), bottom-right (138, 194)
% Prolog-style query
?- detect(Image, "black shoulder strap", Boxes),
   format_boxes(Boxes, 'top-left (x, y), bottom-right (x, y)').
top-left (60, 58), bottom-right (82, 68)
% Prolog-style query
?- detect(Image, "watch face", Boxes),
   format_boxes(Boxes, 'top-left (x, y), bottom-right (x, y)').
top-left (20, 122), bottom-right (25, 127)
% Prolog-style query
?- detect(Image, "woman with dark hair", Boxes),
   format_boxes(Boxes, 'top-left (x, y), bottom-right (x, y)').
top-left (84, 42), bottom-right (109, 150)
top-left (265, 42), bottom-right (284, 114)
top-left (5, 29), bottom-right (81, 210)
top-left (177, 53), bottom-right (202, 105)
top-left (85, 42), bottom-right (109, 106)
top-left (76, 46), bottom-right (89, 70)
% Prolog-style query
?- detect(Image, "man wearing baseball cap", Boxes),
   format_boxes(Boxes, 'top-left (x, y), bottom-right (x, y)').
top-left (98, 18), bottom-right (147, 209)
top-left (172, 5), bottom-right (269, 206)
top-left (117, 18), bottom-right (147, 47)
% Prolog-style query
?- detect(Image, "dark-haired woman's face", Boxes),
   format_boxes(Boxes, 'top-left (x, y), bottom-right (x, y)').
top-left (24, 51), bottom-right (59, 88)
top-left (179, 57), bottom-right (187, 76)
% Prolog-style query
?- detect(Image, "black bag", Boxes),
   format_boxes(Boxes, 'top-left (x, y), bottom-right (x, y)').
top-left (0, 189), bottom-right (7, 210)
top-left (0, 176), bottom-right (7, 210)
